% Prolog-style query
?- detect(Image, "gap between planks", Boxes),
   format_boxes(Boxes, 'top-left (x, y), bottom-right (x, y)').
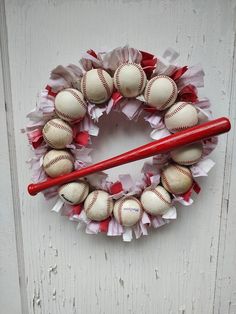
top-left (213, 30), bottom-right (236, 314)
top-left (0, 1), bottom-right (29, 313)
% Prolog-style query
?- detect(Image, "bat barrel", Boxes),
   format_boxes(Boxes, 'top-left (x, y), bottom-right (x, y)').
top-left (28, 117), bottom-right (231, 196)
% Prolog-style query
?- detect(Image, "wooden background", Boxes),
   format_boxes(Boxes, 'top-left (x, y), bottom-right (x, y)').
top-left (0, 0), bottom-right (236, 313)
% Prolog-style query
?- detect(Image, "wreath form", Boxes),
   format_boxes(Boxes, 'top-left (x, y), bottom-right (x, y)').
top-left (25, 46), bottom-right (218, 242)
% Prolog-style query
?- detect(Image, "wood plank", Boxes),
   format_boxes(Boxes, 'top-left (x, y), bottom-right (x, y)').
top-left (3, 0), bottom-right (236, 313)
top-left (213, 31), bottom-right (236, 314)
top-left (0, 1), bottom-right (24, 312)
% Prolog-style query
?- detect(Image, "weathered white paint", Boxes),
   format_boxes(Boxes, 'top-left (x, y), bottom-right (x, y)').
top-left (0, 0), bottom-right (236, 313)
top-left (0, 2), bottom-right (22, 312)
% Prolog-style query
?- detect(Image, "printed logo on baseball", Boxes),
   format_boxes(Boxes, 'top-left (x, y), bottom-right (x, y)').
top-left (170, 142), bottom-right (203, 166)
top-left (161, 163), bottom-right (193, 195)
top-left (58, 181), bottom-right (89, 205)
top-left (42, 118), bottom-right (73, 149)
top-left (144, 75), bottom-right (178, 110)
top-left (55, 88), bottom-right (87, 122)
top-left (114, 63), bottom-right (147, 98)
top-left (81, 69), bottom-right (113, 104)
top-left (113, 196), bottom-right (143, 227)
top-left (164, 101), bottom-right (199, 133)
top-left (43, 149), bottom-right (74, 178)
top-left (140, 185), bottom-right (172, 216)
top-left (84, 190), bottom-right (113, 221)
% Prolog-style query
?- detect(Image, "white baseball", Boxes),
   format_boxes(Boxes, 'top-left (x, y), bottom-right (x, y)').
top-left (114, 63), bottom-right (147, 98)
top-left (55, 88), bottom-right (87, 122)
top-left (43, 118), bottom-right (73, 149)
top-left (84, 190), bottom-right (113, 221)
top-left (161, 163), bottom-right (193, 195)
top-left (81, 69), bottom-right (113, 104)
top-left (140, 185), bottom-right (172, 216)
top-left (43, 149), bottom-right (74, 178)
top-left (170, 142), bottom-right (203, 165)
top-left (144, 75), bottom-right (178, 110)
top-left (58, 181), bottom-right (89, 205)
top-left (113, 196), bottom-right (143, 227)
top-left (164, 101), bottom-right (198, 133)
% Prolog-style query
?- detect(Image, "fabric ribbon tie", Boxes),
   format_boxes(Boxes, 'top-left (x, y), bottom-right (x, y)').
top-left (100, 217), bottom-right (111, 233)
top-left (27, 129), bottom-right (43, 149)
top-left (178, 84), bottom-right (198, 103)
top-left (45, 85), bottom-right (58, 97)
top-left (75, 131), bottom-right (90, 146)
top-left (170, 66), bottom-right (188, 81)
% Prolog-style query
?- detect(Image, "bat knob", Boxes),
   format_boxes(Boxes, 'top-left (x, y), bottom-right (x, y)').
top-left (28, 184), bottom-right (38, 196)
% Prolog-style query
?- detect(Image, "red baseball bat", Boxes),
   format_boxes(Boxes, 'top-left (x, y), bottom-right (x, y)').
top-left (28, 117), bottom-right (230, 196)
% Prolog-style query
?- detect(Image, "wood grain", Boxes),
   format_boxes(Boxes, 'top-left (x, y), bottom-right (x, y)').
top-left (1, 0), bottom-right (236, 313)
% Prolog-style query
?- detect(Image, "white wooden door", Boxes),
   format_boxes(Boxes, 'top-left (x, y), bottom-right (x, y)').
top-left (0, 0), bottom-right (236, 313)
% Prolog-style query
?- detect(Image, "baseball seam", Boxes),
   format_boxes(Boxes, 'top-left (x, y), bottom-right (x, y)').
top-left (170, 124), bottom-right (197, 132)
top-left (81, 72), bottom-right (88, 100)
top-left (79, 183), bottom-right (89, 203)
top-left (66, 89), bottom-right (87, 111)
top-left (161, 172), bottom-right (175, 194)
top-left (165, 102), bottom-right (188, 119)
top-left (44, 154), bottom-right (74, 169)
top-left (46, 120), bottom-right (72, 135)
top-left (55, 107), bottom-right (82, 121)
top-left (114, 64), bottom-right (123, 94)
top-left (131, 63), bottom-right (145, 94)
top-left (173, 165), bottom-right (193, 180)
top-left (171, 157), bottom-right (201, 165)
top-left (97, 69), bottom-right (112, 98)
top-left (146, 188), bottom-right (171, 205)
top-left (85, 190), bottom-right (99, 215)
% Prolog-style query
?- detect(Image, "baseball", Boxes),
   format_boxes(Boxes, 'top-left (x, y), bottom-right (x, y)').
top-left (113, 196), bottom-right (143, 227)
top-left (58, 181), bottom-right (89, 205)
top-left (170, 142), bottom-right (203, 165)
top-left (84, 190), bottom-right (113, 221)
top-left (55, 88), bottom-right (87, 122)
top-left (43, 149), bottom-right (74, 178)
top-left (42, 118), bottom-right (73, 149)
top-left (114, 63), bottom-right (147, 98)
top-left (144, 75), bottom-right (178, 110)
top-left (164, 101), bottom-right (198, 133)
top-left (161, 163), bottom-right (193, 195)
top-left (81, 69), bottom-right (113, 104)
top-left (140, 185), bottom-right (172, 216)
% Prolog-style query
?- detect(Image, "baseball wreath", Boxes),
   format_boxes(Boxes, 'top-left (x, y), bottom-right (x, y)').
top-left (24, 46), bottom-right (218, 241)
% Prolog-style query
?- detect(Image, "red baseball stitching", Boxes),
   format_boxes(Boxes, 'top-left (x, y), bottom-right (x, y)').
top-left (114, 64), bottom-right (123, 93)
top-left (145, 187), bottom-right (171, 205)
top-left (97, 69), bottom-right (112, 97)
top-left (173, 165), bottom-right (193, 180)
top-left (46, 120), bottom-right (72, 135)
top-left (44, 154), bottom-right (74, 169)
top-left (145, 75), bottom-right (177, 109)
top-left (85, 190), bottom-right (99, 215)
top-left (106, 197), bottom-right (113, 217)
top-left (55, 108), bottom-right (80, 121)
top-left (78, 182), bottom-right (89, 203)
top-left (172, 158), bottom-right (201, 165)
top-left (161, 172), bottom-right (175, 194)
top-left (81, 72), bottom-right (88, 100)
top-left (130, 63), bottom-right (145, 94)
top-left (43, 134), bottom-right (57, 148)
top-left (170, 124), bottom-right (197, 132)
top-left (165, 102), bottom-right (188, 119)
top-left (66, 89), bottom-right (87, 111)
